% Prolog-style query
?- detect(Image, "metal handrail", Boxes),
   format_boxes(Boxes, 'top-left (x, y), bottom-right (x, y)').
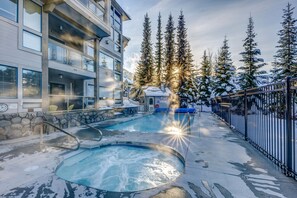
top-left (71, 117), bottom-right (103, 142)
top-left (43, 121), bottom-right (80, 150)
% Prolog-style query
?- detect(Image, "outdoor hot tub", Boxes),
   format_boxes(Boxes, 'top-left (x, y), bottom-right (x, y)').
top-left (56, 143), bottom-right (184, 192)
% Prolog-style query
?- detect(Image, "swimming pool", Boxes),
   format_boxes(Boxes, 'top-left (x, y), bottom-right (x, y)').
top-left (56, 144), bottom-right (184, 192)
top-left (105, 113), bottom-right (193, 133)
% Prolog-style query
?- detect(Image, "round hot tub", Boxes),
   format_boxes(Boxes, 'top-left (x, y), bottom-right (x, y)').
top-left (56, 143), bottom-right (184, 192)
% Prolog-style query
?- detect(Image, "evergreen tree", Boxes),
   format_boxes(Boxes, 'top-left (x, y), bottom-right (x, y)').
top-left (154, 13), bottom-right (163, 86)
top-left (273, 3), bottom-right (297, 81)
top-left (178, 42), bottom-right (199, 106)
top-left (238, 16), bottom-right (266, 89)
top-left (213, 37), bottom-right (236, 96)
top-left (176, 11), bottom-right (199, 106)
top-left (136, 13), bottom-right (154, 87)
top-left (164, 14), bottom-right (176, 86)
top-left (198, 51), bottom-right (212, 106)
top-left (176, 11), bottom-right (189, 79)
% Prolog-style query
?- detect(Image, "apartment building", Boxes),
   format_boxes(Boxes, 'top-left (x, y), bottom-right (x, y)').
top-left (0, 0), bottom-right (130, 114)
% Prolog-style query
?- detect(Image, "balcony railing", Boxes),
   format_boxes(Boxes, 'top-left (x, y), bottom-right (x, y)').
top-left (48, 41), bottom-right (94, 72)
top-left (77, 0), bottom-right (105, 22)
top-left (49, 95), bottom-right (95, 111)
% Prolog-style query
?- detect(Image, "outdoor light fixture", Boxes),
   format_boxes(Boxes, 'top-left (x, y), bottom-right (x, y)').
top-left (59, 74), bottom-right (63, 79)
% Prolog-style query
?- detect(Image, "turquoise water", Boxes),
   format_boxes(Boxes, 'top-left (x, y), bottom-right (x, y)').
top-left (56, 145), bottom-right (184, 192)
top-left (105, 113), bottom-right (192, 133)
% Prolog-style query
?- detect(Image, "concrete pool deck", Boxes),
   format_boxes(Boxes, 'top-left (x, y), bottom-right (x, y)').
top-left (0, 112), bottom-right (297, 197)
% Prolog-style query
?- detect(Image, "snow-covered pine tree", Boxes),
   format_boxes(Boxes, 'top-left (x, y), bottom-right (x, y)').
top-left (198, 51), bottom-right (212, 106)
top-left (154, 13), bottom-right (163, 86)
top-left (137, 13), bottom-right (154, 86)
top-left (273, 3), bottom-right (297, 82)
top-left (176, 11), bottom-right (189, 94)
top-left (213, 37), bottom-right (236, 96)
top-left (238, 16), bottom-right (266, 89)
top-left (176, 11), bottom-right (199, 106)
top-left (164, 14), bottom-right (176, 87)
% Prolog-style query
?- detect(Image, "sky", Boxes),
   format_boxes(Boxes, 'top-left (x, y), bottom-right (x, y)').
top-left (117, 0), bottom-right (296, 74)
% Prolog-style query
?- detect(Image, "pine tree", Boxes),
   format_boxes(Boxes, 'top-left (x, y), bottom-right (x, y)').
top-left (164, 14), bottom-right (176, 87)
top-left (213, 37), bottom-right (236, 96)
top-left (238, 16), bottom-right (266, 89)
top-left (273, 3), bottom-right (297, 81)
top-left (176, 11), bottom-right (199, 106)
top-left (178, 42), bottom-right (199, 106)
top-left (176, 11), bottom-right (189, 94)
top-left (154, 13), bottom-right (163, 86)
top-left (198, 51), bottom-right (212, 106)
top-left (136, 13), bottom-right (154, 87)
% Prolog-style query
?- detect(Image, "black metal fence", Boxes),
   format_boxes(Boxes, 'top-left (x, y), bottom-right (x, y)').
top-left (211, 77), bottom-right (297, 178)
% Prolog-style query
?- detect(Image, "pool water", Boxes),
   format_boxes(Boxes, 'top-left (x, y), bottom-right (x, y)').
top-left (105, 113), bottom-right (193, 133)
top-left (56, 145), bottom-right (184, 192)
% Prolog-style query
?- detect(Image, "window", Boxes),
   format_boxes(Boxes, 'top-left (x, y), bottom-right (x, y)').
top-left (50, 83), bottom-right (65, 95)
top-left (22, 0), bottom-right (42, 52)
top-left (85, 41), bottom-right (94, 58)
top-left (23, 30), bottom-right (41, 51)
top-left (23, 0), bottom-right (41, 32)
top-left (114, 73), bottom-right (121, 81)
top-left (114, 60), bottom-right (121, 72)
top-left (114, 30), bottom-right (121, 45)
top-left (22, 69), bottom-right (41, 99)
top-left (114, 21), bottom-right (121, 30)
top-left (99, 52), bottom-right (113, 70)
top-left (99, 87), bottom-right (113, 99)
top-left (0, 0), bottom-right (18, 22)
top-left (114, 10), bottom-right (121, 23)
top-left (0, 65), bottom-right (17, 98)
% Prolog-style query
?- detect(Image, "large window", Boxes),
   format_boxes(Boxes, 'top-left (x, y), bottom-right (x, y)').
top-left (99, 52), bottom-right (113, 70)
top-left (22, 69), bottom-right (41, 98)
top-left (0, 65), bottom-right (17, 98)
top-left (23, 0), bottom-right (41, 32)
top-left (0, 0), bottom-right (18, 22)
top-left (23, 31), bottom-right (41, 51)
top-left (23, 0), bottom-right (42, 52)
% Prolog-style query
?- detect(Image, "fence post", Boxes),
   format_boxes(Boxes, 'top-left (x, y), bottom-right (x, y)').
top-left (244, 89), bottom-right (248, 140)
top-left (285, 76), bottom-right (292, 174)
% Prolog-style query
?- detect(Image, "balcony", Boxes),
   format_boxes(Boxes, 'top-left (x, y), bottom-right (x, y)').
top-left (48, 41), bottom-right (94, 73)
top-left (45, 0), bottom-right (111, 38)
top-left (77, 0), bottom-right (105, 21)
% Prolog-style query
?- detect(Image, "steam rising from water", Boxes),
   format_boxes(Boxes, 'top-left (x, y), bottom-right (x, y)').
top-left (56, 145), bottom-right (184, 192)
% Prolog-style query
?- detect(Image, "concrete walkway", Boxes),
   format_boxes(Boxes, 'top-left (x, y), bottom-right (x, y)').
top-left (0, 112), bottom-right (297, 197)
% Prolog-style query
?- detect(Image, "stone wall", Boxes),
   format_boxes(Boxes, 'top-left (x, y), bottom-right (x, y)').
top-left (0, 107), bottom-right (131, 140)
top-left (0, 107), bottom-right (138, 140)
top-left (0, 112), bottom-right (44, 140)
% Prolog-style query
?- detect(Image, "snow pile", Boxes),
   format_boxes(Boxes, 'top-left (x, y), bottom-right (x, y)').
top-left (143, 86), bottom-right (171, 97)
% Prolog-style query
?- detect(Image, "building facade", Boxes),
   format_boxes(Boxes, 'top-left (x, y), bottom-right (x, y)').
top-left (0, 0), bottom-right (130, 114)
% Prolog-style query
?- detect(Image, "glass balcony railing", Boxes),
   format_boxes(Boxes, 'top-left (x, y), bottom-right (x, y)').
top-left (77, 0), bottom-right (105, 22)
top-left (49, 94), bottom-right (95, 111)
top-left (48, 41), bottom-right (95, 72)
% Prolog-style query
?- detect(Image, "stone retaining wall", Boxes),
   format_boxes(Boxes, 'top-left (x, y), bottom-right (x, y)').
top-left (0, 107), bottom-right (138, 140)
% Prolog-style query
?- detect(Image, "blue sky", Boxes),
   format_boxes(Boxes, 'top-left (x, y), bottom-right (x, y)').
top-left (117, 0), bottom-right (296, 73)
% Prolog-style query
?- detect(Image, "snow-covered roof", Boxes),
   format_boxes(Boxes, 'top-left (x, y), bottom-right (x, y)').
top-left (143, 86), bottom-right (171, 97)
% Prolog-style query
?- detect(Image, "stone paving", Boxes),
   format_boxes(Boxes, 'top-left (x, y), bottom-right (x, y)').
top-left (0, 112), bottom-right (297, 197)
